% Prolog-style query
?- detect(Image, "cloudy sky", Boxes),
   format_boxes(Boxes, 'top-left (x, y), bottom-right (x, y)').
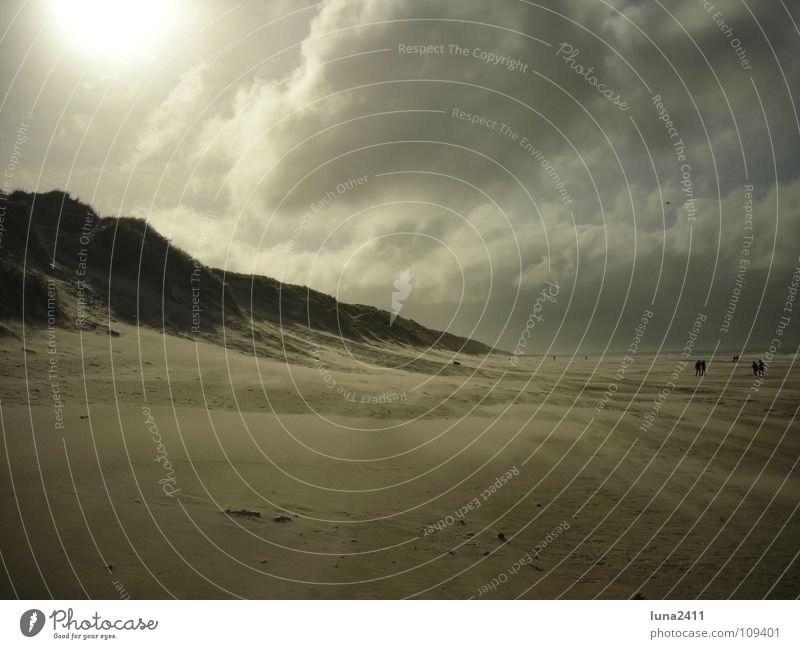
top-left (1, 0), bottom-right (799, 354)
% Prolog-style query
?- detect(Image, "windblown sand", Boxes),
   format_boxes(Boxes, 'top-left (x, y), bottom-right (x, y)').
top-left (1, 323), bottom-right (798, 599)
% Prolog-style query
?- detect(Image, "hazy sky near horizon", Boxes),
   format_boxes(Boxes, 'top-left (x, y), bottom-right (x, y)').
top-left (1, 0), bottom-right (799, 354)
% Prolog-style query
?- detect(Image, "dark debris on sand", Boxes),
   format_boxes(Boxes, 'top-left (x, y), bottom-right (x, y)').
top-left (224, 508), bottom-right (261, 518)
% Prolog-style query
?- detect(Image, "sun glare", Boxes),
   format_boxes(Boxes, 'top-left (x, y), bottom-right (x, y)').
top-left (51, 0), bottom-right (175, 59)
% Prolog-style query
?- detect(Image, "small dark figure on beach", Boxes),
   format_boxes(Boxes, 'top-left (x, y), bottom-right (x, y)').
top-left (700, 360), bottom-right (707, 376)
top-left (695, 360), bottom-right (702, 376)
top-left (758, 359), bottom-right (765, 377)
top-left (732, 354), bottom-right (739, 362)
top-left (752, 361), bottom-right (759, 377)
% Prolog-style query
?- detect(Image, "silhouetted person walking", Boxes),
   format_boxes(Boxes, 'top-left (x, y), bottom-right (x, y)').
top-left (752, 361), bottom-right (759, 377)
top-left (695, 360), bottom-right (702, 376)
top-left (700, 360), bottom-right (706, 376)
top-left (758, 359), bottom-right (765, 377)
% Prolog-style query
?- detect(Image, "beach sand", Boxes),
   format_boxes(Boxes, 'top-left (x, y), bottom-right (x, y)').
top-left (1, 323), bottom-right (798, 599)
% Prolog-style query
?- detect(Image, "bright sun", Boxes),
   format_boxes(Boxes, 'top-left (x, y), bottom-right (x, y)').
top-left (51, 0), bottom-right (175, 58)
